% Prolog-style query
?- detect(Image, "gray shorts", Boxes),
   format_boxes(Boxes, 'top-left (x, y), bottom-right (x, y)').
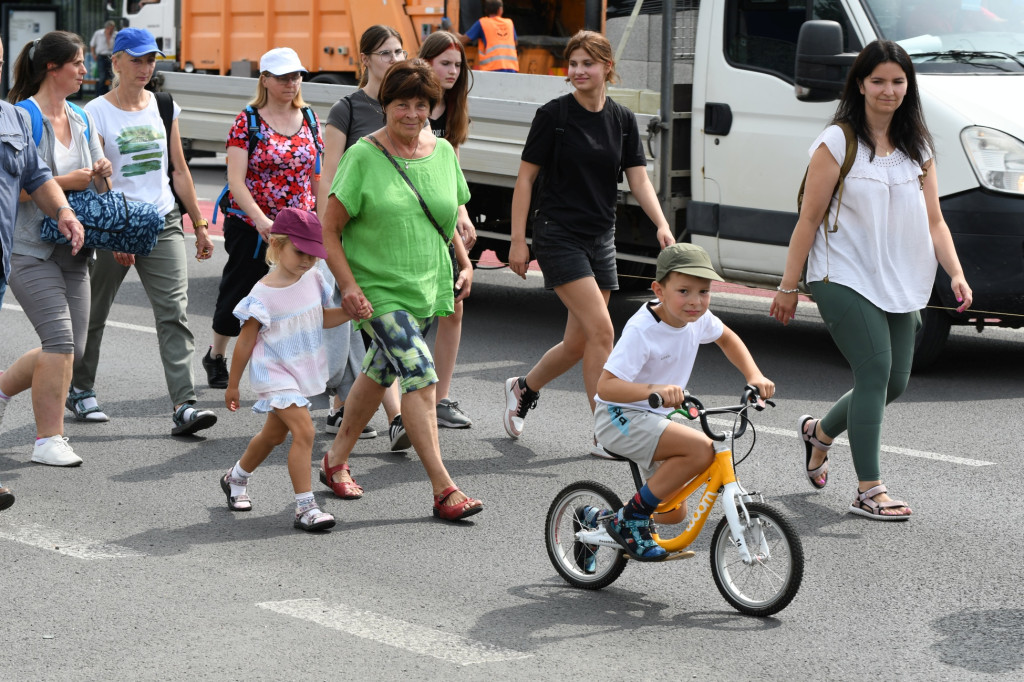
top-left (594, 403), bottom-right (669, 479)
top-left (9, 246), bottom-right (90, 356)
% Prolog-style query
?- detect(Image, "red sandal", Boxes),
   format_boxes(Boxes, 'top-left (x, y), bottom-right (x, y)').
top-left (319, 453), bottom-right (363, 499)
top-left (432, 485), bottom-right (483, 521)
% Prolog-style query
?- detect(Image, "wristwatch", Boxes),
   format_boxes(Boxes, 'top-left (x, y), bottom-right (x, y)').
top-left (56, 205), bottom-right (76, 220)
top-left (193, 219), bottom-right (210, 229)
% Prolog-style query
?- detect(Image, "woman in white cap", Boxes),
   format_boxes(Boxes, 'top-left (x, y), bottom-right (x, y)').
top-left (201, 47), bottom-right (323, 397)
top-left (73, 27), bottom-right (218, 436)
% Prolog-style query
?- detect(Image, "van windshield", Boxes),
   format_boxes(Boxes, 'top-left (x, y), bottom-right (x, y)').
top-left (865, 0), bottom-right (1024, 72)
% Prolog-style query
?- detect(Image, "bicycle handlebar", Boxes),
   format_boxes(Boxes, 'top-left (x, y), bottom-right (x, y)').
top-left (648, 385), bottom-right (775, 442)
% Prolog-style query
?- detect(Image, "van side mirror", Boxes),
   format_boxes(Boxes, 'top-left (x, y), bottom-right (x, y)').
top-left (794, 20), bottom-right (856, 102)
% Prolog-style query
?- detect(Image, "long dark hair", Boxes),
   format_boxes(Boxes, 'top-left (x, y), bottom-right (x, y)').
top-left (7, 31), bottom-right (85, 103)
top-left (832, 40), bottom-right (933, 164)
top-left (358, 25), bottom-right (403, 88)
top-left (418, 31), bottom-right (472, 147)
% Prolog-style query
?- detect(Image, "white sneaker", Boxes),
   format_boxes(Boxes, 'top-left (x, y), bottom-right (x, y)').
top-left (31, 436), bottom-right (83, 467)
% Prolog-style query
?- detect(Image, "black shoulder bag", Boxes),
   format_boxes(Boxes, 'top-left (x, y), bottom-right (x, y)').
top-left (367, 134), bottom-right (461, 294)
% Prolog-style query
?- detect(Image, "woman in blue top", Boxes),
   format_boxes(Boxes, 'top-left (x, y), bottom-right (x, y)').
top-left (0, 31), bottom-right (111, 468)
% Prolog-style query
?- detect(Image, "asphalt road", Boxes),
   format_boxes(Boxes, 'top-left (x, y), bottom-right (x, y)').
top-left (1, 162), bottom-right (1022, 680)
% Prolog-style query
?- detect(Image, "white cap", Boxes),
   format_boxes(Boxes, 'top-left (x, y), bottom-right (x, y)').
top-left (260, 47), bottom-right (307, 76)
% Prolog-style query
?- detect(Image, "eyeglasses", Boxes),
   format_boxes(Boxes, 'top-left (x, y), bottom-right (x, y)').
top-left (267, 72), bottom-right (303, 83)
top-left (372, 49), bottom-right (407, 61)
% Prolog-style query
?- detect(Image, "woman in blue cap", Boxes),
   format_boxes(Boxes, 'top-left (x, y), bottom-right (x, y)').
top-left (72, 27), bottom-right (219, 436)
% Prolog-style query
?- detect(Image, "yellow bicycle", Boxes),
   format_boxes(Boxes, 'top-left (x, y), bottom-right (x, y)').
top-left (545, 386), bottom-right (804, 617)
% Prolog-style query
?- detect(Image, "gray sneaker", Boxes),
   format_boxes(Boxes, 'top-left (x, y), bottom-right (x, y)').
top-left (436, 398), bottom-right (472, 429)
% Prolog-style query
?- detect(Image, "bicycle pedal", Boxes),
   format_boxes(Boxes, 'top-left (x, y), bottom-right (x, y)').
top-left (662, 550), bottom-right (696, 562)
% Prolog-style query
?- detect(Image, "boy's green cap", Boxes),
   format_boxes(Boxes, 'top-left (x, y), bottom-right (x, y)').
top-left (656, 243), bottom-right (724, 282)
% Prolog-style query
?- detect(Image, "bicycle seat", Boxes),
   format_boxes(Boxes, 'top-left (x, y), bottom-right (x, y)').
top-left (592, 446), bottom-right (630, 462)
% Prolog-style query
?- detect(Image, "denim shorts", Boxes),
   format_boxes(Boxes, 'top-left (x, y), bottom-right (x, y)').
top-left (361, 310), bottom-right (437, 394)
top-left (532, 216), bottom-right (618, 291)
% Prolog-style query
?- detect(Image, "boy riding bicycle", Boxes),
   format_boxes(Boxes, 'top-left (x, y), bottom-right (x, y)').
top-left (592, 243), bottom-right (775, 561)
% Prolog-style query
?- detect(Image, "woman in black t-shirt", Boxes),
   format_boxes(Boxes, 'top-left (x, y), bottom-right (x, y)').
top-left (503, 31), bottom-right (674, 454)
top-left (420, 31), bottom-right (477, 430)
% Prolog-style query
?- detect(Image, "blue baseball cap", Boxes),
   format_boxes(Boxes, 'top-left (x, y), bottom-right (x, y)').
top-left (113, 27), bottom-right (165, 57)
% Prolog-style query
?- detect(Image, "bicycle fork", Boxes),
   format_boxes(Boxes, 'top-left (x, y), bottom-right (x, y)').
top-left (722, 481), bottom-right (768, 564)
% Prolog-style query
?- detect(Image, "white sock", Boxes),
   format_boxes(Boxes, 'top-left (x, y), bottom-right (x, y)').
top-left (295, 491), bottom-right (316, 514)
top-left (230, 461), bottom-right (252, 496)
top-left (35, 435), bottom-right (60, 446)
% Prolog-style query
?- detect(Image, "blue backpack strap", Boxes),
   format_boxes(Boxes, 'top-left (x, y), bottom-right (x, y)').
top-left (300, 106), bottom-right (323, 174)
top-left (245, 105), bottom-right (263, 157)
top-left (66, 101), bottom-right (91, 142)
top-left (15, 99), bottom-right (44, 146)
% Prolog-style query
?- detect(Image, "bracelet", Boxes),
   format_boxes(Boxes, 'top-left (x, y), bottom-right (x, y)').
top-left (776, 286), bottom-right (800, 294)
top-left (56, 204), bottom-right (76, 219)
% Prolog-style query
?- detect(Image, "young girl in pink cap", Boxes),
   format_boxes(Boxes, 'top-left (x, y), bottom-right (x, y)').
top-left (221, 208), bottom-right (368, 532)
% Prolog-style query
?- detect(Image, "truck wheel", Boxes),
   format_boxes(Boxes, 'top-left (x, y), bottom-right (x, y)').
top-left (912, 305), bottom-right (952, 372)
top-left (309, 73), bottom-right (357, 86)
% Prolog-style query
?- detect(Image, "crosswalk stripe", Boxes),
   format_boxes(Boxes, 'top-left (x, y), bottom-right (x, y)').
top-left (256, 598), bottom-right (531, 666)
top-left (0, 522), bottom-right (144, 559)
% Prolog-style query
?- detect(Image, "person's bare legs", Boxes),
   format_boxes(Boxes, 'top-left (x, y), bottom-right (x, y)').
top-left (0, 348), bottom-right (72, 438)
top-left (381, 382), bottom-right (401, 422)
top-left (238, 410), bottom-right (289, 475)
top-left (400, 383), bottom-right (478, 509)
top-left (210, 331), bottom-right (232, 358)
top-left (523, 277), bottom-right (613, 413)
top-left (433, 300), bottom-right (463, 402)
top-left (325, 373), bottom-right (387, 487)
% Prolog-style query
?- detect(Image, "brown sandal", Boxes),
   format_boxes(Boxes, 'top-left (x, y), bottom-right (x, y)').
top-left (319, 453), bottom-right (363, 499)
top-left (849, 484), bottom-right (911, 521)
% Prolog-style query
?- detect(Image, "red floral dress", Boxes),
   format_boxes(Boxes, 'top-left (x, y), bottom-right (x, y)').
top-left (224, 109), bottom-right (322, 227)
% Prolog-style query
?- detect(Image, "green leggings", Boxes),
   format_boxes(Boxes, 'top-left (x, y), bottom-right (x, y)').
top-left (809, 281), bottom-right (920, 481)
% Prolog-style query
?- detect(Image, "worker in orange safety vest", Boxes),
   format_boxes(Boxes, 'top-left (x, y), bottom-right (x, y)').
top-left (460, 0), bottom-right (519, 73)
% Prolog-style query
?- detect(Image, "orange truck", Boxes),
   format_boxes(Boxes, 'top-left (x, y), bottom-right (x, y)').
top-left (121, 0), bottom-right (605, 82)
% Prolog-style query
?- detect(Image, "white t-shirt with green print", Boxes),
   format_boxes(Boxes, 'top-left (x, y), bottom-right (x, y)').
top-left (85, 93), bottom-right (178, 217)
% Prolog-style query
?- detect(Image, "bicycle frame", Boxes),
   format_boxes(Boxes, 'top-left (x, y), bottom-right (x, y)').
top-left (653, 449), bottom-right (757, 562)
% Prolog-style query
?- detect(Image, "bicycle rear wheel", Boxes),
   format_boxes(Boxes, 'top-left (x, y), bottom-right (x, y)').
top-left (545, 481), bottom-right (627, 590)
top-left (709, 502), bottom-right (803, 617)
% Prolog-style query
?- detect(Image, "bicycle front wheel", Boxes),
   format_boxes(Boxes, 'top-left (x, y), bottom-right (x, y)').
top-left (710, 502), bottom-right (803, 617)
top-left (545, 481), bottom-right (627, 590)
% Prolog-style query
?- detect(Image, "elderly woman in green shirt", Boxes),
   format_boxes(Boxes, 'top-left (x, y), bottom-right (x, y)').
top-left (320, 59), bottom-right (482, 523)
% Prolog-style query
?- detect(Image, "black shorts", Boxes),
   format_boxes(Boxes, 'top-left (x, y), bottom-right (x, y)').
top-left (212, 214), bottom-right (269, 337)
top-left (532, 216), bottom-right (618, 291)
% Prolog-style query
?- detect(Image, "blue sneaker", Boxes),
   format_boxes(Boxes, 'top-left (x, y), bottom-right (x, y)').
top-left (606, 511), bottom-right (667, 561)
top-left (572, 506), bottom-right (607, 574)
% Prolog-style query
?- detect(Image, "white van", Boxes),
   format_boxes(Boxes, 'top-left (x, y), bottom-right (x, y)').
top-left (687, 0), bottom-right (1024, 366)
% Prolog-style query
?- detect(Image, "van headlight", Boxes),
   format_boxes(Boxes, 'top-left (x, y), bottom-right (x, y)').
top-left (961, 126), bottom-right (1024, 194)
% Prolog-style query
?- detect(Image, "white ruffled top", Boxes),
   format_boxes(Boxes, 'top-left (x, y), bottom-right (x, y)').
top-left (806, 124), bottom-right (937, 312)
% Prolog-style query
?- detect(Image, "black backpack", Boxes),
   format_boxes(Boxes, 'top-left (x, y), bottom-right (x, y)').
top-left (530, 94), bottom-right (631, 223)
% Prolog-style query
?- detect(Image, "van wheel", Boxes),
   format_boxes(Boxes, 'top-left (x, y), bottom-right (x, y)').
top-left (309, 73), bottom-right (358, 86)
top-left (912, 305), bottom-right (952, 372)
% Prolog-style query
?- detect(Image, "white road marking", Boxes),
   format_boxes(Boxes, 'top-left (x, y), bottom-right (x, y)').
top-left (0, 522), bottom-right (145, 559)
top-left (453, 359), bottom-right (529, 373)
top-left (256, 598), bottom-right (531, 666)
top-left (706, 417), bottom-right (995, 467)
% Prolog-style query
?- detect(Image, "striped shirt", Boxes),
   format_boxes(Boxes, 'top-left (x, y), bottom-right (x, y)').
top-left (234, 268), bottom-right (333, 408)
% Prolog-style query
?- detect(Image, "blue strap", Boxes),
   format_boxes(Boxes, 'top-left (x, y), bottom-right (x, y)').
top-left (17, 100), bottom-right (92, 146)
top-left (15, 100), bottom-right (44, 146)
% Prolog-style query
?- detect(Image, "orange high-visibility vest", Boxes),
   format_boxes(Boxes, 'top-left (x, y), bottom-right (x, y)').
top-left (478, 16), bottom-right (519, 72)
